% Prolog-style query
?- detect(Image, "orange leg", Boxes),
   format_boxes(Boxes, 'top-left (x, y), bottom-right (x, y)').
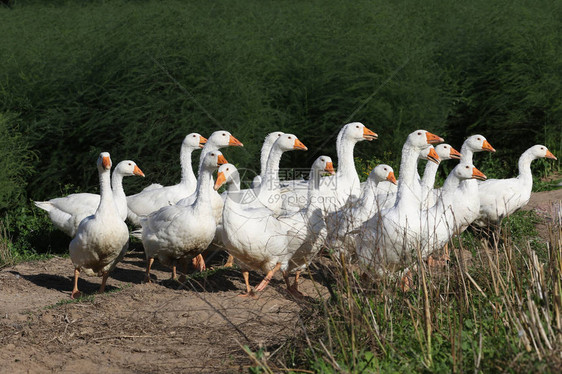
top-left (400, 270), bottom-right (413, 292)
top-left (284, 270), bottom-right (304, 298)
top-left (144, 257), bottom-right (154, 283)
top-left (171, 262), bottom-right (178, 280)
top-left (98, 271), bottom-right (109, 294)
top-left (238, 271), bottom-right (255, 298)
top-left (192, 254), bottom-right (206, 272)
top-left (254, 263), bottom-right (281, 292)
top-left (71, 268), bottom-right (81, 299)
top-left (223, 254), bottom-right (234, 268)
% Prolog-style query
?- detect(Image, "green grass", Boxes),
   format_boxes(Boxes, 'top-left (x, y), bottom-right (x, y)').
top-left (244, 211), bottom-right (562, 372)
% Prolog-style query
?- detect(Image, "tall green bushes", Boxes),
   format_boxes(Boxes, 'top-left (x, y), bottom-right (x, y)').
top-left (0, 0), bottom-right (560, 201)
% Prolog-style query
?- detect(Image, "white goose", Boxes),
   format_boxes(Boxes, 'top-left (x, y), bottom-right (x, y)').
top-left (175, 130), bottom-right (244, 221)
top-left (356, 130), bottom-right (443, 271)
top-left (476, 145), bottom-right (557, 225)
top-left (420, 143), bottom-right (462, 209)
top-left (454, 134), bottom-right (496, 231)
top-left (421, 162), bottom-right (487, 258)
top-left (69, 152), bottom-right (130, 299)
top-left (252, 133), bottom-right (308, 212)
top-left (251, 131), bottom-right (284, 189)
top-left (35, 160), bottom-right (145, 237)
top-left (126, 133), bottom-right (207, 225)
top-left (282, 122), bottom-right (377, 213)
top-left (140, 151), bottom-right (228, 282)
top-left (371, 147), bottom-right (441, 212)
top-left (218, 156), bottom-right (334, 297)
top-left (326, 164), bottom-right (397, 255)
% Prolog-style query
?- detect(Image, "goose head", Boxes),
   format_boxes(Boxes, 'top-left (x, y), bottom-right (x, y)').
top-left (342, 122), bottom-right (378, 142)
top-left (182, 133), bottom-right (207, 150)
top-left (98, 152), bottom-right (112, 171)
top-left (407, 130), bottom-right (444, 150)
top-left (114, 160), bottom-right (145, 177)
top-left (435, 143), bottom-right (461, 161)
top-left (206, 130), bottom-right (244, 149)
top-left (274, 133), bottom-right (308, 152)
top-left (264, 131), bottom-right (284, 145)
top-left (214, 163), bottom-right (240, 190)
top-left (202, 150), bottom-right (228, 171)
top-left (464, 135), bottom-right (495, 153)
top-left (311, 156), bottom-right (336, 176)
top-left (419, 146), bottom-right (441, 164)
top-left (369, 164), bottom-right (397, 185)
top-left (528, 145), bottom-right (557, 160)
top-left (454, 162), bottom-right (487, 181)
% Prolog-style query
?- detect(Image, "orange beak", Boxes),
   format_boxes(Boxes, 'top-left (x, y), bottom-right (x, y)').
top-left (387, 171), bottom-right (397, 185)
top-left (228, 135), bottom-right (244, 147)
top-left (102, 156), bottom-right (111, 170)
top-left (449, 147), bottom-right (462, 160)
top-left (133, 165), bottom-right (145, 177)
top-left (217, 154), bottom-right (228, 165)
top-left (427, 147), bottom-right (440, 164)
top-left (293, 138), bottom-right (308, 151)
top-left (472, 167), bottom-right (487, 181)
top-left (325, 162), bottom-right (336, 175)
top-left (214, 172), bottom-right (226, 190)
top-left (546, 149), bottom-right (557, 160)
top-left (482, 140), bottom-right (495, 152)
top-left (426, 132), bottom-right (444, 145)
top-left (363, 127), bottom-right (378, 141)
top-left (199, 136), bottom-right (208, 149)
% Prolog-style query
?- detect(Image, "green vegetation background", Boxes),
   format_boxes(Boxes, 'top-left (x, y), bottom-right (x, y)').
top-left (0, 0), bottom-right (560, 243)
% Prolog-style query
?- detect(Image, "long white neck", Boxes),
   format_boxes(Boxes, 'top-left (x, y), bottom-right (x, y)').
top-left (395, 145), bottom-right (421, 210)
top-left (259, 141), bottom-right (276, 180)
top-left (460, 143), bottom-right (474, 164)
top-left (180, 146), bottom-right (196, 186)
top-left (96, 168), bottom-right (116, 216)
top-left (421, 161), bottom-right (439, 190)
top-left (261, 145), bottom-right (284, 191)
top-left (193, 167), bottom-right (214, 209)
top-left (111, 169), bottom-right (125, 201)
top-left (437, 171), bottom-right (462, 209)
top-left (517, 149), bottom-right (536, 182)
top-left (336, 133), bottom-right (359, 181)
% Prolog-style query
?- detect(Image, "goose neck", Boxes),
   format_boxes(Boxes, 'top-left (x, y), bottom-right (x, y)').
top-left (97, 169), bottom-right (116, 214)
top-left (336, 134), bottom-right (358, 178)
top-left (421, 161), bottom-right (439, 190)
top-left (180, 147), bottom-right (196, 185)
top-left (460, 144), bottom-right (474, 164)
top-left (193, 168), bottom-right (214, 208)
top-left (111, 170), bottom-right (126, 201)
top-left (517, 149), bottom-right (535, 180)
top-left (262, 146), bottom-right (283, 190)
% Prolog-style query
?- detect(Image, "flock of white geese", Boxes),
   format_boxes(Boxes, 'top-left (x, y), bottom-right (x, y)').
top-left (34, 123), bottom-right (557, 299)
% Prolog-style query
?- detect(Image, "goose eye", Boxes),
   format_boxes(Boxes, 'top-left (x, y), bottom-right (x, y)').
top-left (477, 137), bottom-right (481, 141)
top-left (193, 135), bottom-right (196, 137)
top-left (356, 125), bottom-right (360, 129)
top-left (288, 136), bottom-right (292, 139)
top-left (226, 168), bottom-right (229, 171)
top-left (222, 133), bottom-right (226, 136)
top-left (384, 168), bottom-right (387, 171)
top-left (417, 132), bottom-right (422, 135)
top-left (466, 166), bottom-right (469, 169)
top-left (541, 147), bottom-right (544, 150)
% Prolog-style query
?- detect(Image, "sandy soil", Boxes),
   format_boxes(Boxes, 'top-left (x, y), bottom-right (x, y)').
top-left (1, 188), bottom-right (560, 373)
top-left (0, 247), bottom-right (325, 373)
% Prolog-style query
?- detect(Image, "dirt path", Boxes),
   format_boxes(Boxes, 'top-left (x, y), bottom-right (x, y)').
top-left (1, 188), bottom-right (560, 373)
top-left (0, 248), bottom-right (324, 373)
